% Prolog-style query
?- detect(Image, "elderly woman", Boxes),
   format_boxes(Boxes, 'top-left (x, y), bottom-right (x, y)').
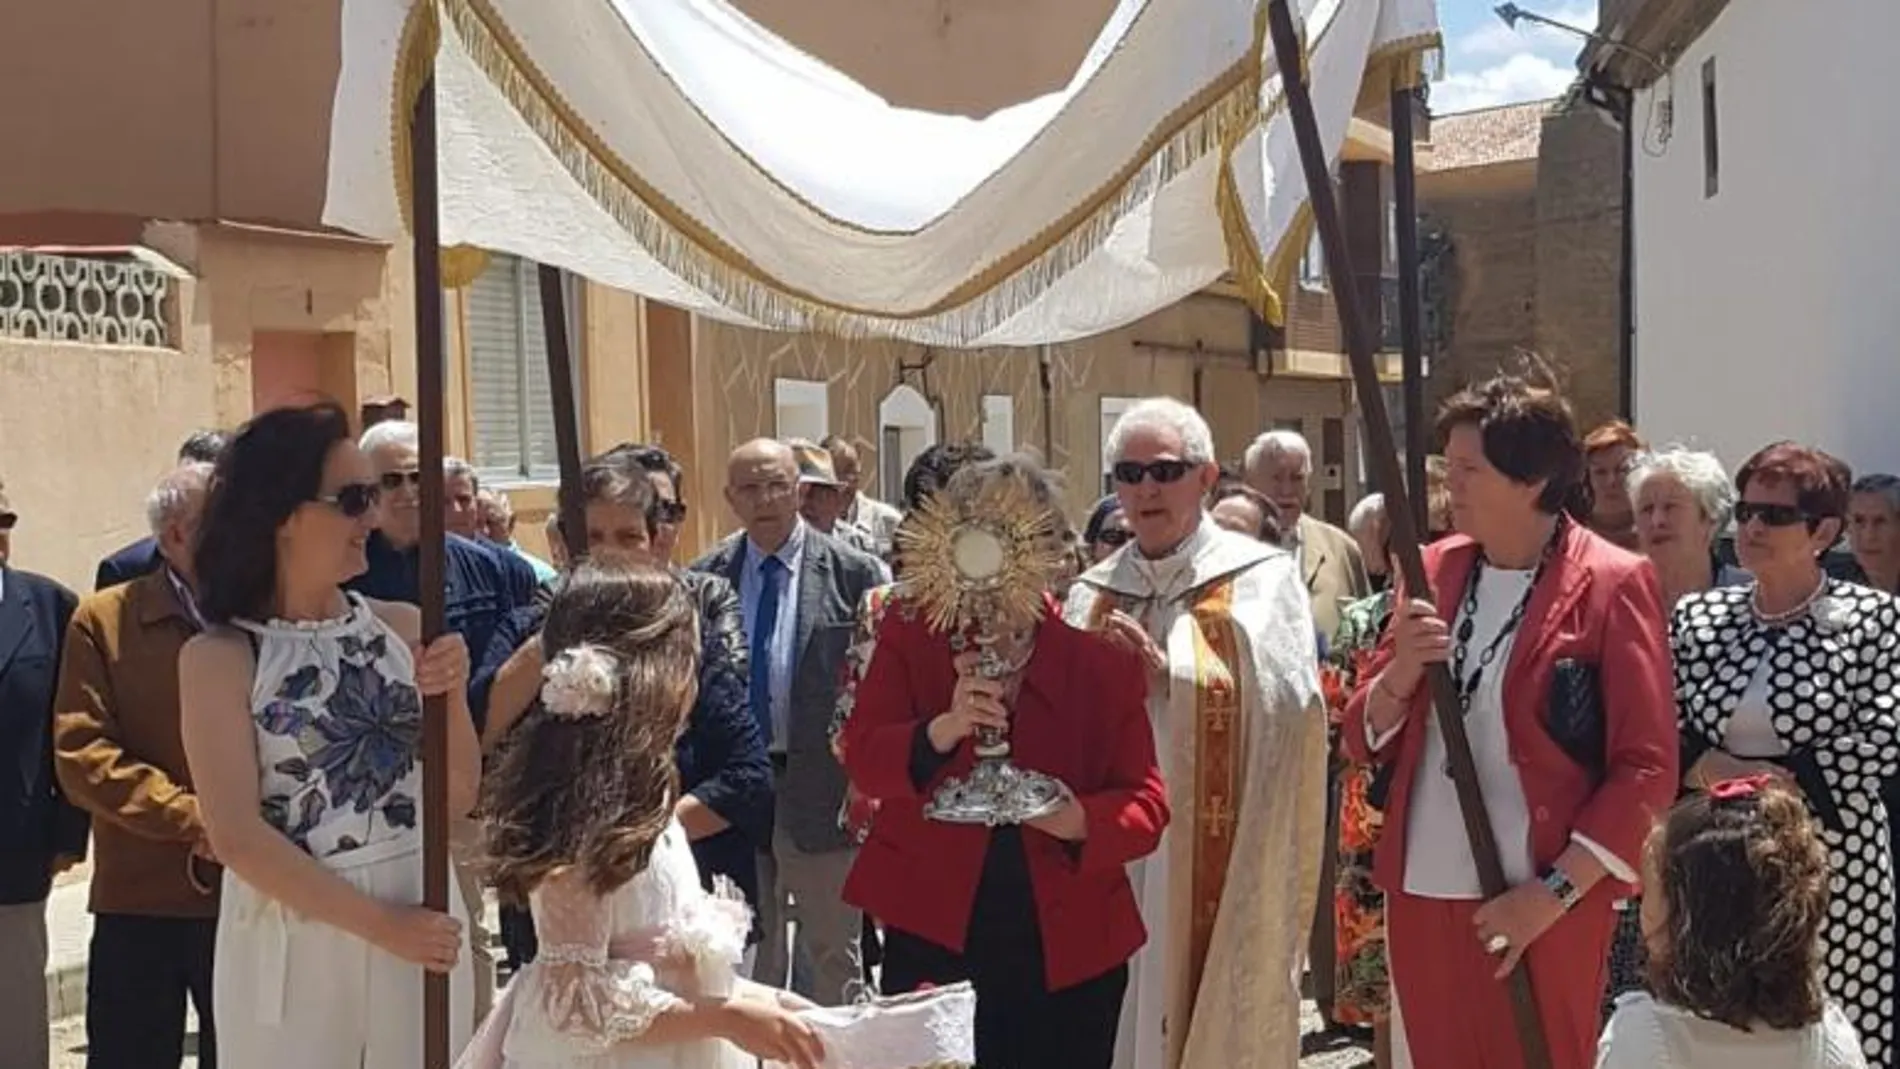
top-left (1348, 493), bottom-right (1392, 592)
top-left (1342, 373), bottom-right (1678, 1069)
top-left (1847, 473), bottom-right (1900, 595)
top-left (1324, 469), bottom-right (1453, 1067)
top-left (1583, 420), bottom-right (1646, 550)
top-left (1673, 442), bottom-right (1900, 1067)
top-left (840, 456), bottom-right (1167, 1069)
top-left (1082, 494), bottom-right (1133, 563)
top-left (1628, 447), bottom-right (1751, 606)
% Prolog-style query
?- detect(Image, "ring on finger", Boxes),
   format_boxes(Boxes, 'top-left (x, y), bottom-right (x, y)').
top-left (1484, 933), bottom-right (1510, 955)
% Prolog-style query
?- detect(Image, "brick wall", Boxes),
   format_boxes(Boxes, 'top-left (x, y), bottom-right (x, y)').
top-left (1533, 104), bottom-right (1625, 433)
top-left (1419, 160), bottom-right (1539, 417)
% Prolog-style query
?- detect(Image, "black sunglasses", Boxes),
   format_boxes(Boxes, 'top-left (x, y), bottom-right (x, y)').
top-left (1734, 501), bottom-right (1808, 528)
top-left (378, 470), bottom-right (425, 491)
top-left (316, 483), bottom-right (382, 519)
top-left (657, 500), bottom-right (688, 525)
top-left (1112, 459), bottom-right (1194, 486)
top-left (1096, 528), bottom-right (1134, 547)
top-left (0, 512), bottom-right (15, 531)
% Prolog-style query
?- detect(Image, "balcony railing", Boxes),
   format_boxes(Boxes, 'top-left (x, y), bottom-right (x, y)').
top-left (0, 250), bottom-right (175, 348)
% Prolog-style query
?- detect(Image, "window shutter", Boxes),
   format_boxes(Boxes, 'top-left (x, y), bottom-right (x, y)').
top-left (466, 258), bottom-right (528, 479)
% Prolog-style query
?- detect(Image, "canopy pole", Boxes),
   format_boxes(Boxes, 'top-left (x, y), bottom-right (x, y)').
top-left (406, 74), bottom-right (453, 1069)
top-left (1263, 4), bottom-right (1552, 1066)
top-left (1391, 78), bottom-right (1429, 532)
top-left (538, 264), bottom-right (589, 563)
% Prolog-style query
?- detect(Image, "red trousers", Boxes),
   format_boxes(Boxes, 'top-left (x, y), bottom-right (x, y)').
top-left (1386, 892), bottom-right (1616, 1069)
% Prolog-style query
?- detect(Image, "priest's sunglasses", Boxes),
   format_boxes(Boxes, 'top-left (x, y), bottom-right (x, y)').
top-left (1112, 459), bottom-right (1194, 486)
top-left (314, 483), bottom-right (383, 519)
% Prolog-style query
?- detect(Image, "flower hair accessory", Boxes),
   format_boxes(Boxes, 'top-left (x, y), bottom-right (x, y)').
top-left (540, 644), bottom-right (621, 720)
top-left (1709, 773), bottom-right (1778, 801)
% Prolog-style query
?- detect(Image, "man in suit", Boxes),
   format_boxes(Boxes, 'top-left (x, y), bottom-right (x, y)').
top-left (692, 438), bottom-right (884, 1004)
top-left (55, 463), bottom-right (220, 1067)
top-left (0, 481), bottom-right (88, 1069)
top-left (93, 430), bottom-right (229, 592)
top-left (1243, 429), bottom-right (1370, 1036)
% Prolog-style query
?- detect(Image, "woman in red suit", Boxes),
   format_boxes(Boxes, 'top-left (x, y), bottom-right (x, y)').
top-left (1342, 371), bottom-right (1678, 1069)
top-left (840, 457), bottom-right (1168, 1069)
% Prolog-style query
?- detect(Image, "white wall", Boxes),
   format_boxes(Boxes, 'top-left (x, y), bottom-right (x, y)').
top-left (1631, 0), bottom-right (1900, 477)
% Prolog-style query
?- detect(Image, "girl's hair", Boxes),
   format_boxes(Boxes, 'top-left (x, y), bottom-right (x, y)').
top-left (1646, 780), bottom-right (1830, 1031)
top-left (194, 401), bottom-right (356, 624)
top-left (481, 562), bottom-right (700, 902)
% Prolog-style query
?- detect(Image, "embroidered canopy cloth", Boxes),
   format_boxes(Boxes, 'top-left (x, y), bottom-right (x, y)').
top-left (320, 0), bottom-right (1436, 344)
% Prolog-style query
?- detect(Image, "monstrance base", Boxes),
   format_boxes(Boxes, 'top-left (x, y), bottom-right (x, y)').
top-left (924, 757), bottom-right (1067, 827)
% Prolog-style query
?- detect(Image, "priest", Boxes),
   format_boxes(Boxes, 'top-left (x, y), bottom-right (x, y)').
top-left (1066, 398), bottom-right (1328, 1069)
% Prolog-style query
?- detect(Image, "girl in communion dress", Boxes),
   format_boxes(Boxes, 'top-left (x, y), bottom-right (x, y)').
top-left (458, 563), bottom-right (826, 1069)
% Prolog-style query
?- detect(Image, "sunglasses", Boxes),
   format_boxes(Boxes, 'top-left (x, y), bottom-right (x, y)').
top-left (1734, 501), bottom-right (1808, 528)
top-left (0, 512), bottom-right (15, 531)
top-left (1096, 528), bottom-right (1133, 548)
top-left (1112, 459), bottom-right (1194, 486)
top-left (315, 483), bottom-right (382, 519)
top-left (378, 470), bottom-right (425, 492)
top-left (657, 501), bottom-right (688, 525)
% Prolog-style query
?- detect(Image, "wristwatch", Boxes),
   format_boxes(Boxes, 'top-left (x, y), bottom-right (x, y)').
top-left (1540, 869), bottom-right (1582, 912)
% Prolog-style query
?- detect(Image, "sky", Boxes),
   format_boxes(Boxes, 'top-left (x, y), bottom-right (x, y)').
top-left (1430, 0), bottom-right (1597, 114)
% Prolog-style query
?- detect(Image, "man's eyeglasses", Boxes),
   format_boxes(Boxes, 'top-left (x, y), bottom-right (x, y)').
top-left (1096, 528), bottom-right (1134, 548)
top-left (1112, 459), bottom-right (1193, 486)
top-left (1734, 501), bottom-right (1808, 528)
top-left (657, 501), bottom-right (688, 525)
top-left (378, 470), bottom-right (424, 492)
top-left (315, 483), bottom-right (382, 519)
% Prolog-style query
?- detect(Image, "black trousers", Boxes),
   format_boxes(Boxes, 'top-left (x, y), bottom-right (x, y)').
top-left (85, 914), bottom-right (218, 1069)
top-left (883, 927), bottom-right (1127, 1069)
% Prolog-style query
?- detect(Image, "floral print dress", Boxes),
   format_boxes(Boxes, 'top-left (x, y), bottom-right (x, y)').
top-left (1325, 588), bottom-right (1394, 1026)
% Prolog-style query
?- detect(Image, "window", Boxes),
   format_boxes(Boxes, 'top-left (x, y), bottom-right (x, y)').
top-left (981, 394), bottom-right (1016, 454)
top-left (773, 379), bottom-right (830, 442)
top-left (464, 254), bottom-right (579, 484)
top-left (1701, 58), bottom-right (1720, 199)
top-left (877, 385), bottom-right (938, 500)
top-left (1099, 396), bottom-right (1138, 493)
top-left (1298, 226), bottom-right (1327, 291)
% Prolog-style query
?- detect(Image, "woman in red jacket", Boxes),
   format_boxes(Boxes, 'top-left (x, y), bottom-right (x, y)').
top-left (1342, 371), bottom-right (1678, 1069)
top-left (840, 457), bottom-right (1168, 1069)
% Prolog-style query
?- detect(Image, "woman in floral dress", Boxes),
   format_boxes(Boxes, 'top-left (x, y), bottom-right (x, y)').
top-left (180, 402), bottom-right (481, 1068)
top-left (1324, 469), bottom-right (1451, 1068)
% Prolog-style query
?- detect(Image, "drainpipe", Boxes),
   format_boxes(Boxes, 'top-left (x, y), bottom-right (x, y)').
top-left (1037, 344), bottom-right (1055, 460)
top-left (1585, 75), bottom-right (1637, 421)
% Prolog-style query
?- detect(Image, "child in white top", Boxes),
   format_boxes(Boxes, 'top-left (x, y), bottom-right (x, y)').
top-left (1596, 775), bottom-right (1866, 1069)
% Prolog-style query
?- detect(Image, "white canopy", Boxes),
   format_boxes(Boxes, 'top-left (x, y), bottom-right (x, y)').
top-left (325, 0), bottom-right (1438, 346)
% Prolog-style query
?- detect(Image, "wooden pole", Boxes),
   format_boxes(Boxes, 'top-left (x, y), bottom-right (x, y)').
top-left (406, 75), bottom-right (452, 1069)
top-left (538, 264), bottom-right (588, 562)
top-left (1390, 79), bottom-right (1429, 533)
top-left (1262, 4), bottom-right (1552, 1066)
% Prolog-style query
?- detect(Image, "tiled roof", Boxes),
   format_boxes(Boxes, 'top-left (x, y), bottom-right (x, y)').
top-left (1424, 100), bottom-right (1554, 172)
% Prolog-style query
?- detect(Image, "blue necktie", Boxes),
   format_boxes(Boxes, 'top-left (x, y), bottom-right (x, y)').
top-left (750, 555), bottom-right (785, 747)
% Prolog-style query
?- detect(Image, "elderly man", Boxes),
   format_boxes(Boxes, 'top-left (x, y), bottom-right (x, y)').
top-left (692, 438), bottom-right (886, 1003)
top-left (1066, 399), bottom-right (1327, 1069)
top-left (475, 488), bottom-right (557, 583)
top-left (822, 435), bottom-right (903, 558)
top-left (93, 431), bottom-right (229, 591)
top-left (1242, 430), bottom-right (1370, 1033)
top-left (348, 420), bottom-right (537, 1023)
top-left (55, 463), bottom-right (220, 1068)
top-left (443, 456), bottom-right (482, 540)
top-left (792, 440), bottom-right (887, 566)
top-left (0, 480), bottom-right (87, 1069)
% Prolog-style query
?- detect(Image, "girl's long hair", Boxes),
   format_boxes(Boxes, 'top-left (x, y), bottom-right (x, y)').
top-left (481, 562), bottom-right (699, 902)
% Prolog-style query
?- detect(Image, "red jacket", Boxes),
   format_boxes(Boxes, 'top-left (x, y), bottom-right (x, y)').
top-left (840, 598), bottom-right (1167, 991)
top-left (1341, 523), bottom-right (1678, 899)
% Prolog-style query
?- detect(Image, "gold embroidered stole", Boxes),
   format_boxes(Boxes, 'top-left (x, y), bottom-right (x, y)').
top-left (1182, 578), bottom-right (1244, 1013)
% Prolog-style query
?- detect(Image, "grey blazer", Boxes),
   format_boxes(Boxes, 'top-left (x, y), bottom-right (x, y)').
top-left (690, 527), bottom-right (885, 853)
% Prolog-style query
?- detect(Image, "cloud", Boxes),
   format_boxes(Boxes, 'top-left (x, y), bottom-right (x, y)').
top-left (1434, 1), bottom-right (1597, 113)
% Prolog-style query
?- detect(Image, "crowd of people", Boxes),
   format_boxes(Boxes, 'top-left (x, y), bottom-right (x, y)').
top-left (0, 366), bottom-right (1896, 1069)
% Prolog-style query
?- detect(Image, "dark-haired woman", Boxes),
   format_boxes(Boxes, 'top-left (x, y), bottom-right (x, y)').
top-left (1342, 373), bottom-right (1678, 1069)
top-left (1597, 779), bottom-right (1866, 1067)
top-left (1673, 441), bottom-right (1900, 1068)
top-left (179, 402), bottom-right (480, 1067)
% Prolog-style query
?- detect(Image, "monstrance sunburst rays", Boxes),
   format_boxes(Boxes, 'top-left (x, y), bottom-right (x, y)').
top-left (894, 476), bottom-right (1068, 639)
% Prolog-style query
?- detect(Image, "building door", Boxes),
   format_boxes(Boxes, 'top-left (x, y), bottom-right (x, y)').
top-left (251, 331), bottom-right (327, 414)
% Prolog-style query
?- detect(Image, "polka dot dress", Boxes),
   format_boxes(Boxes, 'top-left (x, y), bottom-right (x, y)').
top-left (1673, 581), bottom-right (1900, 1067)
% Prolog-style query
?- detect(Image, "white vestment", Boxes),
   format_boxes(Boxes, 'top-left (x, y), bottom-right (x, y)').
top-left (1065, 519), bottom-right (1327, 1069)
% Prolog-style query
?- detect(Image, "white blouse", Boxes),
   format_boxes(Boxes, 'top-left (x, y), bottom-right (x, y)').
top-left (1596, 994), bottom-right (1868, 1069)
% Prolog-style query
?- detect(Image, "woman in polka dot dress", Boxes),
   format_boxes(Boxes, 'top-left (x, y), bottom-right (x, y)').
top-left (1673, 441), bottom-right (1899, 1068)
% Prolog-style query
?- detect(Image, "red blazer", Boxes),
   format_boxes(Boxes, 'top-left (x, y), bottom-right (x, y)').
top-left (840, 598), bottom-right (1167, 992)
top-left (1342, 522), bottom-right (1678, 899)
